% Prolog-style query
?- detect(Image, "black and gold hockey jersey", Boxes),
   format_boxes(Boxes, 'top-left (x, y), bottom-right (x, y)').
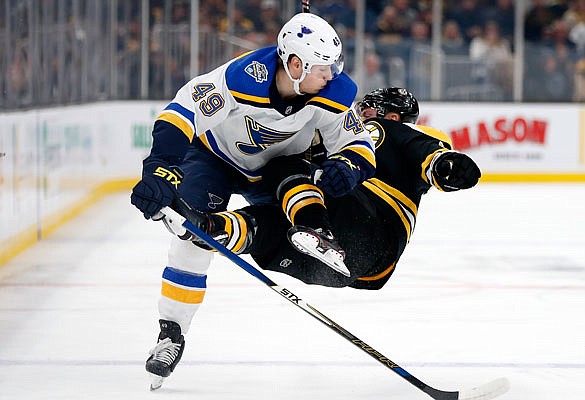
top-left (347, 118), bottom-right (453, 288)
top-left (249, 118), bottom-right (455, 290)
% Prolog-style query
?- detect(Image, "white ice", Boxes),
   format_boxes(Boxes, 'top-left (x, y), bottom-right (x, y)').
top-left (0, 183), bottom-right (584, 400)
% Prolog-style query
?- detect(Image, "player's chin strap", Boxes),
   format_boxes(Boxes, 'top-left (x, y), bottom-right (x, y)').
top-left (282, 62), bottom-right (307, 95)
top-left (155, 203), bottom-right (510, 400)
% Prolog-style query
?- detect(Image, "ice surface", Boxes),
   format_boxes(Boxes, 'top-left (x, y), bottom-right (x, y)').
top-left (1, 183), bottom-right (583, 399)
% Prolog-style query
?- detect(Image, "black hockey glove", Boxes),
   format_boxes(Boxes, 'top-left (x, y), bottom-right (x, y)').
top-left (131, 159), bottom-right (183, 219)
top-left (432, 151), bottom-right (481, 191)
top-left (315, 154), bottom-right (362, 197)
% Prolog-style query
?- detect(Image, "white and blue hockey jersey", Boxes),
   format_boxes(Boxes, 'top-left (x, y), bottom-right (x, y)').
top-left (149, 46), bottom-right (375, 182)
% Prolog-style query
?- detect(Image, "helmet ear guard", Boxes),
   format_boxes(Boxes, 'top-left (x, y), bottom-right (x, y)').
top-left (359, 87), bottom-right (419, 124)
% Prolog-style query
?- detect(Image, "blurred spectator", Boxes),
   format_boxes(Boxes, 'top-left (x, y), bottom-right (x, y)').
top-left (314, 0), bottom-right (349, 32)
top-left (259, 0), bottom-right (284, 27)
top-left (8, 42), bottom-right (31, 99)
top-left (118, 19), bottom-right (142, 98)
top-left (483, 0), bottom-right (515, 42)
top-left (416, 0), bottom-right (434, 26)
top-left (469, 21), bottom-right (513, 63)
top-left (564, 0), bottom-right (585, 55)
top-left (525, 0), bottom-right (561, 41)
top-left (545, 18), bottom-right (577, 51)
top-left (563, 0), bottom-right (585, 29)
top-left (219, 6), bottom-right (255, 36)
top-left (256, 0), bottom-right (285, 44)
top-left (574, 56), bottom-right (585, 100)
top-left (171, 1), bottom-right (189, 24)
top-left (541, 48), bottom-right (575, 101)
top-left (469, 20), bottom-right (513, 97)
top-left (376, 0), bottom-right (418, 42)
top-left (355, 52), bottom-right (387, 98)
top-left (542, 19), bottom-right (577, 101)
top-left (442, 19), bottom-right (468, 55)
top-left (242, 0), bottom-right (264, 29)
top-left (444, 0), bottom-right (485, 43)
top-left (408, 19), bottom-right (431, 44)
top-left (569, 21), bottom-right (585, 54)
top-left (389, 0), bottom-right (419, 36)
top-left (333, 0), bottom-right (379, 38)
top-left (406, 19), bottom-right (432, 99)
top-left (202, 0), bottom-right (226, 30)
top-left (376, 6), bottom-right (402, 43)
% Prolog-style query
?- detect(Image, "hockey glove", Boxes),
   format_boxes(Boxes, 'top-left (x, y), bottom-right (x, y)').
top-left (315, 154), bottom-right (362, 198)
top-left (130, 159), bottom-right (183, 219)
top-left (159, 198), bottom-right (256, 254)
top-left (432, 151), bottom-right (481, 191)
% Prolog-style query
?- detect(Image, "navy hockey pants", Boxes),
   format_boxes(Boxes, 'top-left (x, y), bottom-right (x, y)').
top-left (177, 139), bottom-right (275, 212)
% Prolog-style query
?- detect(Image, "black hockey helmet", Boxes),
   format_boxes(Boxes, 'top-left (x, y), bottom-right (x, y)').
top-left (359, 87), bottom-right (419, 123)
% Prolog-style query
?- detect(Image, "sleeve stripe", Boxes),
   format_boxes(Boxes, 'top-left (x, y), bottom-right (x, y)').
top-left (342, 144), bottom-right (376, 168)
top-left (362, 181), bottom-right (413, 243)
top-left (230, 90), bottom-right (271, 104)
top-left (410, 124), bottom-right (453, 147)
top-left (165, 102), bottom-right (195, 123)
top-left (421, 149), bottom-right (446, 186)
top-left (306, 96), bottom-right (349, 112)
top-left (157, 110), bottom-right (195, 142)
top-left (367, 178), bottom-right (417, 214)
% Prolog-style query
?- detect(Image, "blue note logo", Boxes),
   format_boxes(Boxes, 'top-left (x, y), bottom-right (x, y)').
top-left (236, 116), bottom-right (296, 155)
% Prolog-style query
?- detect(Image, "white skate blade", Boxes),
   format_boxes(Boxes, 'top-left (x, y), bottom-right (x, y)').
top-left (290, 231), bottom-right (351, 277)
top-left (149, 374), bottom-right (165, 391)
top-left (458, 377), bottom-right (510, 400)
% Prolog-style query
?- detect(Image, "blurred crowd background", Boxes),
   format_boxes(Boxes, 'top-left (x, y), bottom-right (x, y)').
top-left (2, 0), bottom-right (585, 111)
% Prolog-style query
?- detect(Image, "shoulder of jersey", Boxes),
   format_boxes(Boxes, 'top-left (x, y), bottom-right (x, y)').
top-left (225, 46), bottom-right (278, 108)
top-left (363, 118), bottom-right (403, 149)
top-left (406, 123), bottom-right (453, 148)
top-left (306, 73), bottom-right (357, 114)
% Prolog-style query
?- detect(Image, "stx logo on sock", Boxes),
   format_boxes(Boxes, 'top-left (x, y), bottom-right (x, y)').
top-left (153, 167), bottom-right (182, 188)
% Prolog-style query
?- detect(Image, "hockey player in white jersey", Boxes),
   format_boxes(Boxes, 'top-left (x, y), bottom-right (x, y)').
top-left (130, 13), bottom-right (375, 390)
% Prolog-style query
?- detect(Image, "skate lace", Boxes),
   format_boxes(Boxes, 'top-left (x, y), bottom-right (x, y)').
top-left (148, 337), bottom-right (181, 366)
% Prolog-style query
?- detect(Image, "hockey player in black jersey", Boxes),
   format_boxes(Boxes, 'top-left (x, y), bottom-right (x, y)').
top-left (173, 88), bottom-right (481, 289)
top-left (177, 87), bottom-right (481, 290)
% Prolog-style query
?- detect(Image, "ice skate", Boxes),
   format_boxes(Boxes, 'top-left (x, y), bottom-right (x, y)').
top-left (287, 225), bottom-right (350, 277)
top-left (146, 319), bottom-right (185, 391)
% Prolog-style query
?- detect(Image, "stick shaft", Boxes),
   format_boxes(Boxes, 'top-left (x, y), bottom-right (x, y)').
top-left (161, 206), bottom-right (458, 399)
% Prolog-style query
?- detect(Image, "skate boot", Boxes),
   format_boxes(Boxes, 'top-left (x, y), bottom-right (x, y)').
top-left (287, 225), bottom-right (350, 277)
top-left (146, 319), bottom-right (185, 391)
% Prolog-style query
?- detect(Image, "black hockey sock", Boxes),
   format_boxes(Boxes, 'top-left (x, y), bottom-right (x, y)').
top-left (276, 175), bottom-right (330, 231)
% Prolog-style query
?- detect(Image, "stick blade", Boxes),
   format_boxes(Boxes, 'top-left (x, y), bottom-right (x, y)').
top-left (458, 377), bottom-right (510, 400)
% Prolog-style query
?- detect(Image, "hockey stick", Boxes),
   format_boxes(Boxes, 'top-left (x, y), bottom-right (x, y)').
top-left (159, 206), bottom-right (510, 400)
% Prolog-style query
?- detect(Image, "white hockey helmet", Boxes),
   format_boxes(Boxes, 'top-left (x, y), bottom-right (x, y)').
top-left (277, 13), bottom-right (344, 94)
